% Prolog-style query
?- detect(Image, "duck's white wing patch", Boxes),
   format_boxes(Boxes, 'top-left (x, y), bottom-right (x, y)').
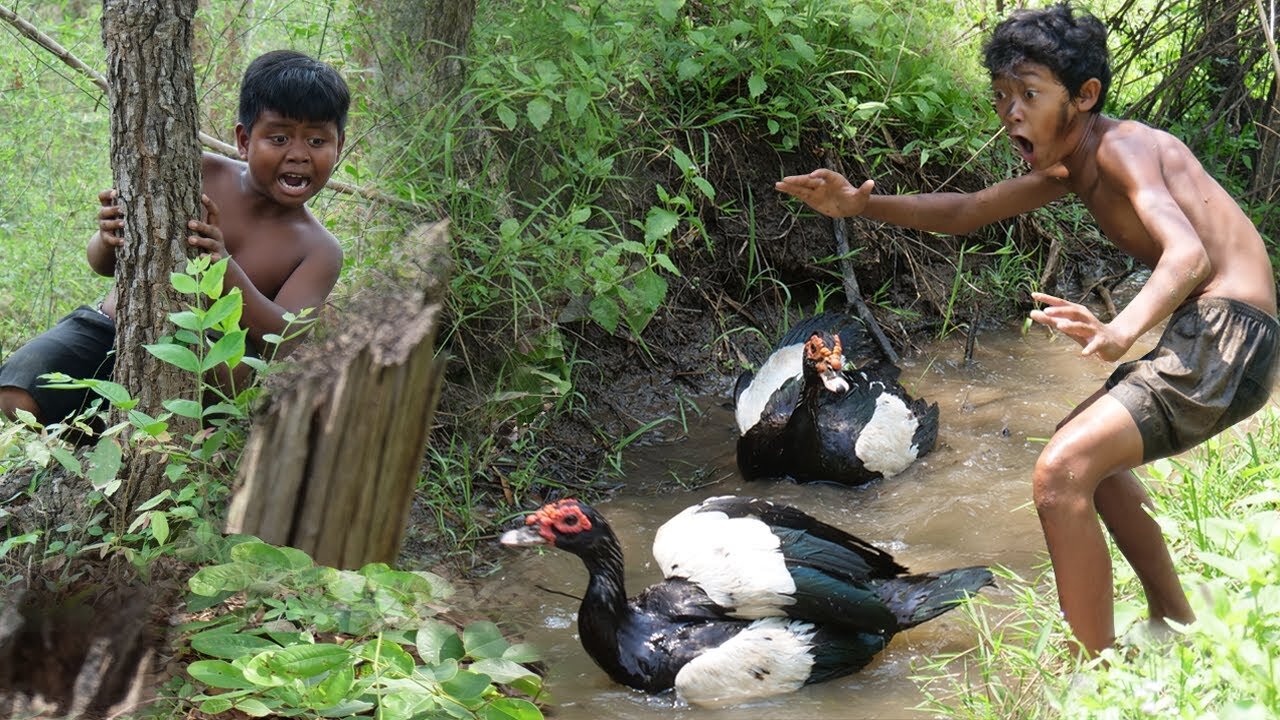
top-left (854, 393), bottom-right (920, 476)
top-left (735, 344), bottom-right (803, 433)
top-left (674, 617), bottom-right (815, 707)
top-left (653, 501), bottom-right (794, 617)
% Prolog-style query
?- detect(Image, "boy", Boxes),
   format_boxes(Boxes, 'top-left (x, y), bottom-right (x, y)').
top-left (0, 49), bottom-right (348, 426)
top-left (776, 3), bottom-right (1278, 656)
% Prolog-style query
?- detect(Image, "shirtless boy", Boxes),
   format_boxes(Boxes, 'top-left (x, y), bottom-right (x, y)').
top-left (776, 3), bottom-right (1278, 656)
top-left (0, 49), bottom-right (349, 425)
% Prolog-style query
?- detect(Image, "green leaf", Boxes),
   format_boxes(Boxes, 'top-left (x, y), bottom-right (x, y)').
top-left (230, 541), bottom-right (295, 570)
top-left (242, 650), bottom-right (289, 687)
top-left (496, 104), bottom-right (517, 131)
top-left (49, 445), bottom-right (82, 475)
top-left (188, 562), bottom-right (257, 596)
top-left (189, 630), bottom-right (278, 660)
top-left (462, 621), bottom-right (509, 660)
top-left (748, 72), bottom-right (767, 98)
top-left (306, 664), bottom-right (354, 709)
top-left (479, 698), bottom-right (543, 720)
top-left (588, 295), bottom-right (620, 334)
top-left (501, 643), bottom-right (541, 664)
top-left (169, 310), bottom-right (202, 330)
top-left (564, 87), bottom-right (590, 121)
top-left (187, 659), bottom-right (255, 690)
top-left (415, 622), bottom-right (465, 663)
top-left (150, 511), bottom-right (169, 545)
top-left (653, 252), bottom-right (680, 276)
top-left (198, 697), bottom-right (235, 715)
top-left (200, 258), bottom-right (229, 299)
top-left (359, 637), bottom-right (415, 677)
top-left (200, 326), bottom-right (245, 366)
top-left (441, 669), bottom-right (493, 707)
top-left (85, 437), bottom-right (122, 491)
top-left (145, 343), bottom-right (201, 373)
top-left (234, 698), bottom-right (275, 717)
top-left (526, 98), bottom-right (552, 131)
top-left (163, 398), bottom-right (203, 420)
top-left (469, 658), bottom-right (536, 684)
top-left (643, 207), bottom-right (680, 243)
top-left (655, 0), bottom-right (683, 22)
top-left (267, 643), bottom-right (353, 679)
top-left (783, 33), bottom-right (816, 63)
top-left (88, 380), bottom-right (132, 406)
top-left (692, 176), bottom-right (716, 201)
top-left (676, 57), bottom-right (702, 81)
top-left (170, 272), bottom-right (199, 295)
top-left (202, 292), bottom-right (243, 332)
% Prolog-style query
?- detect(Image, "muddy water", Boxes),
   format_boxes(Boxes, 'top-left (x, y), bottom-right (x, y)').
top-left (474, 324), bottom-right (1162, 719)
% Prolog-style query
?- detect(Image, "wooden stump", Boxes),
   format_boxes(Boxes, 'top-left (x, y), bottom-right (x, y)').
top-left (225, 222), bottom-right (451, 569)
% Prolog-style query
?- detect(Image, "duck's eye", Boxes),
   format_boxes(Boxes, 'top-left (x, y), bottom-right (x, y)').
top-left (563, 514), bottom-right (578, 526)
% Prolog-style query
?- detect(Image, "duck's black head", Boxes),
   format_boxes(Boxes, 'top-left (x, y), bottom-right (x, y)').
top-left (803, 332), bottom-right (850, 394)
top-left (500, 499), bottom-right (614, 558)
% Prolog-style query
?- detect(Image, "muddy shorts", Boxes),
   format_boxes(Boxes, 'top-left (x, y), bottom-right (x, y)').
top-left (1106, 297), bottom-right (1279, 463)
top-left (0, 306), bottom-right (116, 423)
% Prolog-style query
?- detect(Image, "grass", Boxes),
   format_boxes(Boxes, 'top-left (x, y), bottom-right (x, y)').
top-left (912, 407), bottom-right (1280, 718)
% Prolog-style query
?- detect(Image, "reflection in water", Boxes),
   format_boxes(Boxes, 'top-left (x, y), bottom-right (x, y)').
top-left (474, 325), bottom-right (1157, 719)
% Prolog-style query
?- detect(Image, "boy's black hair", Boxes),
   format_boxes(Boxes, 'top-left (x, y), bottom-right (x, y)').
top-left (238, 50), bottom-right (350, 134)
top-left (982, 2), bottom-right (1111, 113)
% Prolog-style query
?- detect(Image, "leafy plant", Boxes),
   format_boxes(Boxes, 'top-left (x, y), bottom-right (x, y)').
top-left (183, 537), bottom-right (545, 719)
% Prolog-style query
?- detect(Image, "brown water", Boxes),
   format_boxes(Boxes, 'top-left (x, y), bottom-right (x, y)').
top-left (473, 324), bottom-right (1162, 719)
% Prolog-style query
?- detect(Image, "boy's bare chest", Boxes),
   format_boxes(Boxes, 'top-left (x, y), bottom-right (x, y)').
top-left (219, 219), bottom-right (308, 299)
top-left (1078, 186), bottom-right (1162, 268)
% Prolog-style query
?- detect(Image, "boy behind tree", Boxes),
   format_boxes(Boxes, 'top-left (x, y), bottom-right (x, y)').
top-left (1, 49), bottom-right (349, 425)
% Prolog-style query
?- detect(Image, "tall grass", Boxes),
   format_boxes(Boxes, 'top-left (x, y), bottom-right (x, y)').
top-left (914, 407), bottom-right (1280, 718)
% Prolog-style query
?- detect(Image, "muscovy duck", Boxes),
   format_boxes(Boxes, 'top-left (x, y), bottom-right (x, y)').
top-left (735, 314), bottom-right (939, 485)
top-left (500, 495), bottom-right (993, 707)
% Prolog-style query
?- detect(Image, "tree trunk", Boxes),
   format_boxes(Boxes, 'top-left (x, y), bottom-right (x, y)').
top-left (102, 0), bottom-right (201, 522)
top-left (363, 0), bottom-right (476, 102)
top-left (1254, 80), bottom-right (1280, 204)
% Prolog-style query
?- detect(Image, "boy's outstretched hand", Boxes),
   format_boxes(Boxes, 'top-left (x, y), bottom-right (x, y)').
top-left (775, 169), bottom-right (875, 218)
top-left (187, 194), bottom-right (229, 261)
top-left (1029, 291), bottom-right (1133, 362)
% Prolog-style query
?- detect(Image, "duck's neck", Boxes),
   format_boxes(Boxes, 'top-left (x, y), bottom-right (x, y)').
top-left (575, 527), bottom-right (631, 673)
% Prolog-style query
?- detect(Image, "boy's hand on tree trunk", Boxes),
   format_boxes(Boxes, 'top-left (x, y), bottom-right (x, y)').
top-left (97, 188), bottom-right (124, 247)
top-left (187, 194), bottom-right (228, 260)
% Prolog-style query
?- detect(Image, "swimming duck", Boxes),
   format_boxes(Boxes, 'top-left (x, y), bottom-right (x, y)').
top-left (735, 315), bottom-right (939, 485)
top-left (500, 495), bottom-right (993, 707)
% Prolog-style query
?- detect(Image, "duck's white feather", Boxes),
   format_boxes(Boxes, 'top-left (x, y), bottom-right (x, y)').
top-left (674, 617), bottom-right (815, 707)
top-left (735, 344), bottom-right (804, 433)
top-left (854, 393), bottom-right (920, 476)
top-left (652, 500), bottom-right (794, 618)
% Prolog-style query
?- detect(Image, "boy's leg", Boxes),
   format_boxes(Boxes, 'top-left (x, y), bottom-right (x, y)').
top-left (1034, 393), bottom-right (1145, 655)
top-left (1094, 469), bottom-right (1194, 625)
top-left (0, 386), bottom-right (43, 423)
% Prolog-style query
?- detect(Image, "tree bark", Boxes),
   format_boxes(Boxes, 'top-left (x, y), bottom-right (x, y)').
top-left (102, 0), bottom-right (201, 520)
top-left (363, 0), bottom-right (476, 102)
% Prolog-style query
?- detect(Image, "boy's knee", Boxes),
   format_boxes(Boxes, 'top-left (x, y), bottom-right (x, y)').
top-left (0, 387), bottom-right (42, 423)
top-left (1032, 445), bottom-right (1090, 514)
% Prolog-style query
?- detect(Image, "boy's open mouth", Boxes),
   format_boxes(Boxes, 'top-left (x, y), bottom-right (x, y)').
top-left (280, 173), bottom-right (310, 190)
top-left (1011, 134), bottom-right (1034, 161)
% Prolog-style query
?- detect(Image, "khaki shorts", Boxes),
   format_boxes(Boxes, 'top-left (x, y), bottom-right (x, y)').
top-left (1106, 297), bottom-right (1279, 463)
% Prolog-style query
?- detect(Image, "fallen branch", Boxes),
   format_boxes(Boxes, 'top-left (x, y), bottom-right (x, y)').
top-left (0, 3), bottom-right (433, 218)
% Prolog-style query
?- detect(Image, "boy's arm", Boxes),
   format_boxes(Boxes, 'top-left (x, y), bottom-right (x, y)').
top-left (775, 168), bottom-right (1069, 234)
top-left (187, 196), bottom-right (342, 356)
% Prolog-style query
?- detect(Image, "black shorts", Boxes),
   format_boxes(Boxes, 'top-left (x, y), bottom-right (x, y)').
top-left (1106, 297), bottom-right (1279, 463)
top-left (0, 306), bottom-right (116, 422)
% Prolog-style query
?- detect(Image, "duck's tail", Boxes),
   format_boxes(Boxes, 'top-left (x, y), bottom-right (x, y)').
top-left (874, 566), bottom-right (994, 629)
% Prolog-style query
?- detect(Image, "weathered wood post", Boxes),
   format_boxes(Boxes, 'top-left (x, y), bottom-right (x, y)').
top-left (226, 222), bottom-right (451, 569)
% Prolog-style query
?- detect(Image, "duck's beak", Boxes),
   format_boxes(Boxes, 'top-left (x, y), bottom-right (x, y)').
top-left (820, 367), bottom-right (849, 393)
top-left (500, 525), bottom-right (548, 547)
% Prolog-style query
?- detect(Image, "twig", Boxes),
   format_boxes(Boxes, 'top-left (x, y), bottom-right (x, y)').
top-left (0, 3), bottom-right (434, 218)
top-left (824, 151), bottom-right (900, 363)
